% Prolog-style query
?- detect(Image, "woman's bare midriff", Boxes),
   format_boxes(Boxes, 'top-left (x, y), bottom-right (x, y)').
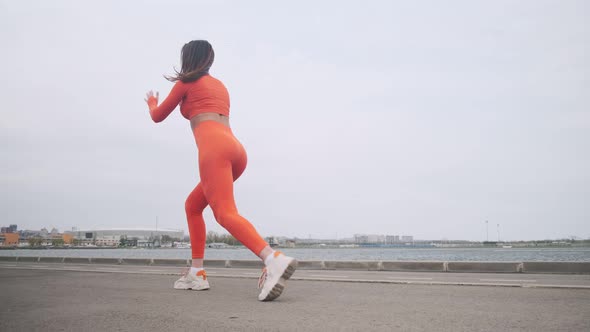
top-left (190, 112), bottom-right (230, 131)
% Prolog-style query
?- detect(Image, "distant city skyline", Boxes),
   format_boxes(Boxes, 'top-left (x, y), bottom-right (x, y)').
top-left (3, 223), bottom-right (586, 243)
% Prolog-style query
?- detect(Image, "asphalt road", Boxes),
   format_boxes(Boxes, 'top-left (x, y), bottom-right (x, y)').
top-left (1, 267), bottom-right (589, 331)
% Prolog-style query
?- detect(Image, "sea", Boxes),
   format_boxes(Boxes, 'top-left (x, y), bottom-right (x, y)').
top-left (1, 247), bottom-right (589, 262)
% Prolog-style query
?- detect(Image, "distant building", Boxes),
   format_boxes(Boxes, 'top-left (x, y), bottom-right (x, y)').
top-left (0, 233), bottom-right (19, 247)
top-left (265, 236), bottom-right (279, 247)
top-left (5, 228), bottom-right (74, 247)
top-left (1, 224), bottom-right (17, 234)
top-left (385, 235), bottom-right (400, 244)
top-left (354, 234), bottom-right (369, 244)
top-left (355, 234), bottom-right (413, 245)
top-left (62, 233), bottom-right (74, 244)
top-left (401, 235), bottom-right (413, 242)
top-left (67, 228), bottom-right (184, 247)
top-left (370, 235), bottom-right (385, 243)
top-left (354, 234), bottom-right (387, 244)
top-left (207, 242), bottom-right (230, 249)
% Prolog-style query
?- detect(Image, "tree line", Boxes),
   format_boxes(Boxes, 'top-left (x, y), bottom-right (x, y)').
top-left (206, 231), bottom-right (241, 246)
top-left (27, 237), bottom-right (65, 247)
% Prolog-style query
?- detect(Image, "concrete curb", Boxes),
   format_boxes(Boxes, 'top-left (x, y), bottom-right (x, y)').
top-left (0, 256), bottom-right (17, 262)
top-left (1, 256), bottom-right (589, 274)
top-left (63, 257), bottom-right (92, 264)
top-left (324, 261), bottom-right (381, 271)
top-left (226, 260), bottom-right (264, 269)
top-left (522, 262), bottom-right (590, 274)
top-left (447, 262), bottom-right (520, 273)
top-left (152, 259), bottom-right (190, 267)
top-left (39, 257), bottom-right (65, 263)
top-left (16, 256), bottom-right (39, 262)
top-left (382, 261), bottom-right (445, 272)
top-left (91, 258), bottom-right (122, 265)
top-left (197, 259), bottom-right (226, 268)
top-left (297, 260), bottom-right (325, 270)
top-left (120, 258), bottom-right (153, 265)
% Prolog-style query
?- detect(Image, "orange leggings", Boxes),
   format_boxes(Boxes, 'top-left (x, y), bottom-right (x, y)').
top-left (185, 121), bottom-right (268, 259)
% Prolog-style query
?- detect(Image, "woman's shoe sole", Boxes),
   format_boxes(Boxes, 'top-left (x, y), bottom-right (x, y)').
top-left (261, 259), bottom-right (298, 301)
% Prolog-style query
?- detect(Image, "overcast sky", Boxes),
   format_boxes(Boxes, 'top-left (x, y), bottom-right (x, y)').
top-left (1, 0), bottom-right (588, 241)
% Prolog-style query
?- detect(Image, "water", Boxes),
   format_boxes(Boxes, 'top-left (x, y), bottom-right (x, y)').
top-left (2, 247), bottom-right (589, 262)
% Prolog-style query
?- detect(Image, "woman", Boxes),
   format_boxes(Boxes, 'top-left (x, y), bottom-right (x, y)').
top-left (145, 40), bottom-right (297, 301)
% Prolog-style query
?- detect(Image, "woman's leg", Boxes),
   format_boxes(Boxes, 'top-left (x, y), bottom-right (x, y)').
top-left (200, 160), bottom-right (269, 258)
top-left (185, 183), bottom-right (208, 268)
top-left (196, 126), bottom-right (297, 300)
top-left (173, 183), bottom-right (210, 290)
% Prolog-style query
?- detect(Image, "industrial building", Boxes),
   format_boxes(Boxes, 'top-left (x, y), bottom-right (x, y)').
top-left (354, 234), bottom-right (414, 245)
top-left (66, 228), bottom-right (184, 247)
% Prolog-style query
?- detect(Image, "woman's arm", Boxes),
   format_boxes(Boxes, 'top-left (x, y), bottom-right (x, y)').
top-left (145, 81), bottom-right (188, 123)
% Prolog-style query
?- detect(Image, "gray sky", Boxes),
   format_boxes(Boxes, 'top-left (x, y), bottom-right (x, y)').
top-left (1, 0), bottom-right (588, 241)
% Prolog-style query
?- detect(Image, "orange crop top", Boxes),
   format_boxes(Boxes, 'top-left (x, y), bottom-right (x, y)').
top-left (148, 75), bottom-right (230, 123)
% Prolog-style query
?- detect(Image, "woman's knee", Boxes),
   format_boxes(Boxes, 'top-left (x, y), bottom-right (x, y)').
top-left (185, 194), bottom-right (207, 216)
top-left (212, 208), bottom-right (239, 229)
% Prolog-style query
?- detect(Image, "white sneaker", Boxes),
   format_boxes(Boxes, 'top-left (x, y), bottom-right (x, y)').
top-left (258, 251), bottom-right (297, 301)
top-left (174, 268), bottom-right (210, 290)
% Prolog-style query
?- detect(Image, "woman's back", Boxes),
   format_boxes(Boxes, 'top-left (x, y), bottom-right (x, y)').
top-left (180, 75), bottom-right (230, 120)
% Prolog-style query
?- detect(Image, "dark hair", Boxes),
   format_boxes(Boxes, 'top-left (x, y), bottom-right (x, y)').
top-left (166, 40), bottom-right (215, 83)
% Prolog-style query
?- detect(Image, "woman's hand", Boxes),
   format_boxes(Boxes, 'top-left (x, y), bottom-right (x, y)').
top-left (144, 90), bottom-right (159, 111)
